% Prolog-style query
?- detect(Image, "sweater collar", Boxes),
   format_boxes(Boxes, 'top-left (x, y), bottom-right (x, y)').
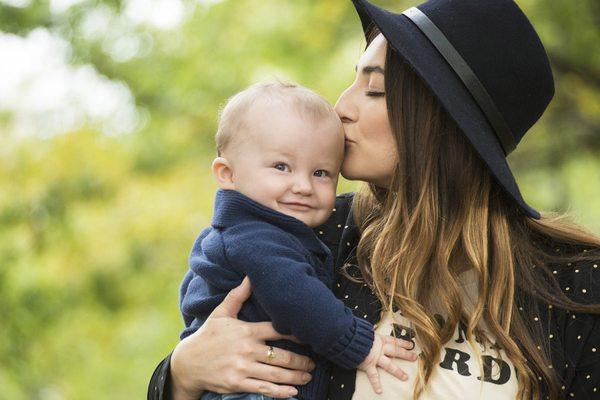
top-left (211, 188), bottom-right (329, 256)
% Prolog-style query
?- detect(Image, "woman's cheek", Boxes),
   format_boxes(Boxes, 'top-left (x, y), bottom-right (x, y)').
top-left (345, 143), bottom-right (365, 174)
top-left (340, 151), bottom-right (359, 180)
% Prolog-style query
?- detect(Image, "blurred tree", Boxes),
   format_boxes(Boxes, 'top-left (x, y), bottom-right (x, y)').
top-left (0, 0), bottom-right (598, 398)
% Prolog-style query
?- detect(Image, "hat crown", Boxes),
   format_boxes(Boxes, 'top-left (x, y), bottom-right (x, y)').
top-left (416, 0), bottom-right (554, 145)
top-left (351, 0), bottom-right (555, 218)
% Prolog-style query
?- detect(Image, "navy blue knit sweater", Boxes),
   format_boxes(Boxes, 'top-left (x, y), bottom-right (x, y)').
top-left (179, 189), bottom-right (374, 400)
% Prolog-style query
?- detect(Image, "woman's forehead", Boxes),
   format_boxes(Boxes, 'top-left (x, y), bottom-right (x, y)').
top-left (358, 33), bottom-right (387, 71)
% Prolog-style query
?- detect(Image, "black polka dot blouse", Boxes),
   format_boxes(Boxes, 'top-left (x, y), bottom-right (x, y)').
top-left (148, 193), bottom-right (600, 400)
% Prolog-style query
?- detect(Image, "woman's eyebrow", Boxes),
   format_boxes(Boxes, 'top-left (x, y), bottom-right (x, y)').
top-left (354, 65), bottom-right (385, 74)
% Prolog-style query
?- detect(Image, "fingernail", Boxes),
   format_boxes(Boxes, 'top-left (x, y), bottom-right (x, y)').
top-left (303, 373), bottom-right (312, 382)
top-left (289, 388), bottom-right (298, 396)
top-left (309, 362), bottom-right (316, 370)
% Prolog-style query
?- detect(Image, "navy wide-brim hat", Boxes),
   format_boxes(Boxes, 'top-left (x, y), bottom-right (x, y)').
top-left (351, 0), bottom-right (555, 219)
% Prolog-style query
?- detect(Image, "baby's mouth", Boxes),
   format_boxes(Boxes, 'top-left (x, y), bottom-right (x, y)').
top-left (280, 202), bottom-right (313, 211)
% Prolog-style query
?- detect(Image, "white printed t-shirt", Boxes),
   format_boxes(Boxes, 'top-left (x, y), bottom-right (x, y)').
top-left (352, 268), bottom-right (519, 399)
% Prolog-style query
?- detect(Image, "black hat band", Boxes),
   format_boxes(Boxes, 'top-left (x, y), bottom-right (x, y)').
top-left (401, 7), bottom-right (517, 155)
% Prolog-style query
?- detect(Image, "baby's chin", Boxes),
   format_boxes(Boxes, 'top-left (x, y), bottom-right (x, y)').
top-left (279, 208), bottom-right (327, 228)
top-left (280, 210), bottom-right (313, 226)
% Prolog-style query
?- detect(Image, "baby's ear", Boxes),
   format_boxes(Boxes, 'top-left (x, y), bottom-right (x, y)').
top-left (212, 157), bottom-right (236, 190)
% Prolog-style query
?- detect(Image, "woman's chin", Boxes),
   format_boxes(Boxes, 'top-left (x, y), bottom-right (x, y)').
top-left (341, 167), bottom-right (392, 189)
top-left (340, 166), bottom-right (361, 182)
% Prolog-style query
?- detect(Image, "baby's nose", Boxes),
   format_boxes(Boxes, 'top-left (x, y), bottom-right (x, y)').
top-left (292, 176), bottom-right (313, 195)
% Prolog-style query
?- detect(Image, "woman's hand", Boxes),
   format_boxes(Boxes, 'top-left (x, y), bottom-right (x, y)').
top-left (170, 276), bottom-right (316, 400)
top-left (357, 332), bottom-right (418, 394)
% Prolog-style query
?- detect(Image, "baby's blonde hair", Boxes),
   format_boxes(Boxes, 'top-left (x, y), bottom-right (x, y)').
top-left (215, 81), bottom-right (341, 156)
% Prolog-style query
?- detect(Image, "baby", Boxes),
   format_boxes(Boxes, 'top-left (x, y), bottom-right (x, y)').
top-left (179, 82), bottom-right (409, 400)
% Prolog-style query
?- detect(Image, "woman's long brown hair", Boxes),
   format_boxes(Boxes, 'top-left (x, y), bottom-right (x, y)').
top-left (348, 26), bottom-right (600, 399)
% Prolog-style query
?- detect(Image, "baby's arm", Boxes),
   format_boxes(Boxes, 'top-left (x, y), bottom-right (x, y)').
top-left (224, 222), bottom-right (372, 369)
top-left (224, 222), bottom-right (416, 389)
top-left (179, 227), bottom-right (215, 339)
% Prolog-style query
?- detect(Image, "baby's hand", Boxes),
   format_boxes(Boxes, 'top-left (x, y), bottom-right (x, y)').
top-left (357, 332), bottom-right (418, 395)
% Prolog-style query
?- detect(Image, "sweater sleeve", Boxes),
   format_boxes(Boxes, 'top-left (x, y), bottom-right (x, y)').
top-left (178, 227), bottom-right (221, 340)
top-left (224, 222), bottom-right (374, 369)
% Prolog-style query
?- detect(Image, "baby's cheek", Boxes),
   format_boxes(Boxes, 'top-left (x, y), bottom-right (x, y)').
top-left (327, 182), bottom-right (338, 206)
top-left (319, 190), bottom-right (337, 223)
top-left (313, 209), bottom-right (331, 227)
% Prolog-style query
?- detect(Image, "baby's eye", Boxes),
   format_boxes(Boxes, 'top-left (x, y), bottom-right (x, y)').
top-left (274, 163), bottom-right (289, 172)
top-left (314, 170), bottom-right (329, 178)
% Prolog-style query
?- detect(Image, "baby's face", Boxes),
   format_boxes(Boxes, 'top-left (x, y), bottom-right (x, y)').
top-left (227, 103), bottom-right (345, 228)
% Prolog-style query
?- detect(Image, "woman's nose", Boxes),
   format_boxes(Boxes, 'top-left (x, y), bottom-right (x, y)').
top-left (334, 86), bottom-right (357, 124)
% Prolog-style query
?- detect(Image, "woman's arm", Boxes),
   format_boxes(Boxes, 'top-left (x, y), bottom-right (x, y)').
top-left (148, 277), bottom-right (316, 400)
top-left (564, 315), bottom-right (600, 398)
top-left (562, 259), bottom-right (600, 398)
top-left (148, 353), bottom-right (172, 400)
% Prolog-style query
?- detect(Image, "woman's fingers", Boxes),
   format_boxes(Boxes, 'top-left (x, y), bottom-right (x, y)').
top-left (278, 333), bottom-right (303, 344)
top-left (169, 277), bottom-right (319, 400)
top-left (381, 335), bottom-right (417, 360)
top-left (377, 354), bottom-right (408, 381)
top-left (210, 276), bottom-right (252, 318)
top-left (249, 363), bottom-right (312, 386)
top-left (249, 322), bottom-right (302, 345)
top-left (237, 378), bottom-right (299, 399)
top-left (251, 343), bottom-right (315, 372)
top-left (250, 321), bottom-right (292, 341)
top-left (365, 365), bottom-right (383, 395)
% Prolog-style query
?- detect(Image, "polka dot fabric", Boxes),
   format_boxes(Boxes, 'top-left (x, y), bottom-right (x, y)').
top-left (318, 194), bottom-right (386, 400)
top-left (148, 193), bottom-right (600, 400)
top-left (319, 194), bottom-right (600, 400)
top-left (542, 255), bottom-right (600, 399)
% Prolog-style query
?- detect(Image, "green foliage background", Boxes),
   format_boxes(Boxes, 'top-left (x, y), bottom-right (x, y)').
top-left (0, 0), bottom-right (598, 398)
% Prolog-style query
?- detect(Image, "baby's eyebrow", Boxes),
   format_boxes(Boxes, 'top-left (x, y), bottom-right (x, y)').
top-left (320, 161), bottom-right (341, 170)
top-left (355, 64), bottom-right (385, 75)
top-left (273, 151), bottom-right (293, 157)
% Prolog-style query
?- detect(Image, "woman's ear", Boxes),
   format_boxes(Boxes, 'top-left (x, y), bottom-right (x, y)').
top-left (212, 157), bottom-right (236, 190)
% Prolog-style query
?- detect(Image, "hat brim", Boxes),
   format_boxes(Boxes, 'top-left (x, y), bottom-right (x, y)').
top-left (352, 0), bottom-right (540, 219)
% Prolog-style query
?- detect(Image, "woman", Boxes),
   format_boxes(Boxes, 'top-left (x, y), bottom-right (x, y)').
top-left (149, 0), bottom-right (600, 399)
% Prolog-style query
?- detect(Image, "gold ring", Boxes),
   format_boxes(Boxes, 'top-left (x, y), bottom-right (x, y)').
top-left (267, 345), bottom-right (276, 361)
